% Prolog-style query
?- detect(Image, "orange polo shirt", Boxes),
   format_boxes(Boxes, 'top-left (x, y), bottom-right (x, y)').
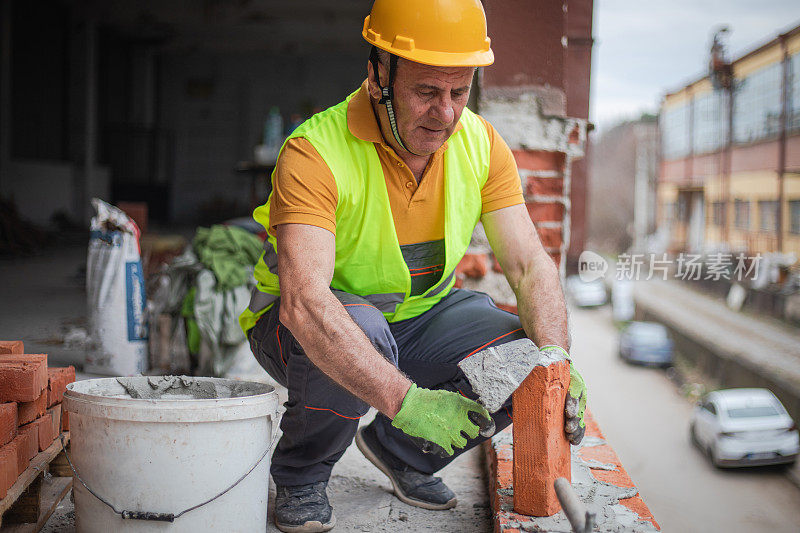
top-left (267, 80), bottom-right (523, 245)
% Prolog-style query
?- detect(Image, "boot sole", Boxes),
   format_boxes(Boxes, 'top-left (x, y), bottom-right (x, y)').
top-left (275, 514), bottom-right (336, 533)
top-left (355, 428), bottom-right (457, 511)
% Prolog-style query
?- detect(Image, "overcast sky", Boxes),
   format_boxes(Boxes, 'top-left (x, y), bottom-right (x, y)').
top-left (590, 0), bottom-right (800, 131)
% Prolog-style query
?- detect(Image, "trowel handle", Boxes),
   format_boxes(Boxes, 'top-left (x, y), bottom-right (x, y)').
top-left (468, 411), bottom-right (496, 438)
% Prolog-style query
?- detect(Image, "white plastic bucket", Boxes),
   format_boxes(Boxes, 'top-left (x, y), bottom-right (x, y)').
top-left (63, 376), bottom-right (277, 533)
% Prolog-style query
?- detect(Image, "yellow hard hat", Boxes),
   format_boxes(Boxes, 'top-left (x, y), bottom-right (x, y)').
top-left (362, 0), bottom-right (494, 67)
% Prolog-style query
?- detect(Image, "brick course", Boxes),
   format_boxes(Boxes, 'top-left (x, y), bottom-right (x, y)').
top-left (0, 354), bottom-right (48, 402)
top-left (17, 390), bottom-right (47, 425)
top-left (0, 439), bottom-right (19, 499)
top-left (24, 413), bottom-right (54, 452)
top-left (47, 366), bottom-right (76, 407)
top-left (526, 202), bottom-right (565, 223)
top-left (0, 341), bottom-right (24, 355)
top-left (0, 402), bottom-right (16, 447)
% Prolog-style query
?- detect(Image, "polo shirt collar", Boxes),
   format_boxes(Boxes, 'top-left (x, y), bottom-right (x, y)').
top-left (347, 79), bottom-right (464, 146)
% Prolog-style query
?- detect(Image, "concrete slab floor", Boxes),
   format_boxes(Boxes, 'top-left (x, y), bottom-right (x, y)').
top-left (1, 244), bottom-right (492, 531)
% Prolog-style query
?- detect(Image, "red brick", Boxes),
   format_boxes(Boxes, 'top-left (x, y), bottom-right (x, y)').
top-left (17, 390), bottom-right (47, 425)
top-left (536, 226), bottom-right (563, 249)
top-left (16, 424), bottom-right (38, 462)
top-left (11, 433), bottom-right (33, 476)
top-left (525, 176), bottom-right (564, 197)
top-left (1, 403), bottom-right (17, 447)
top-left (26, 414), bottom-right (54, 452)
top-left (0, 341), bottom-right (24, 354)
top-left (512, 360), bottom-right (571, 516)
top-left (492, 255), bottom-right (503, 273)
top-left (47, 404), bottom-right (62, 440)
top-left (455, 253), bottom-right (488, 279)
top-left (0, 439), bottom-right (19, 498)
top-left (47, 366), bottom-right (76, 407)
top-left (526, 201), bottom-right (565, 223)
top-left (512, 150), bottom-right (565, 172)
top-left (0, 354), bottom-right (48, 402)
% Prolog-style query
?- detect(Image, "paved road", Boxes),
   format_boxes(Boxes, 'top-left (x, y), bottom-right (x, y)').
top-left (570, 304), bottom-right (800, 533)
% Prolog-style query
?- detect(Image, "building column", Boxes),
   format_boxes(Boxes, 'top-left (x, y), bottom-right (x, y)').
top-left (480, 0), bottom-right (589, 277)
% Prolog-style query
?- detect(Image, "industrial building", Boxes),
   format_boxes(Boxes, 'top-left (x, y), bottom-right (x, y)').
top-left (658, 23), bottom-right (800, 256)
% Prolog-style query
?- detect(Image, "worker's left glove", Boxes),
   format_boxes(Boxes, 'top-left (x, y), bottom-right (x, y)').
top-left (540, 346), bottom-right (587, 446)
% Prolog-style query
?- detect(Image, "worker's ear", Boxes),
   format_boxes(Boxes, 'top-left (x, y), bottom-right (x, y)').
top-left (366, 60), bottom-right (383, 100)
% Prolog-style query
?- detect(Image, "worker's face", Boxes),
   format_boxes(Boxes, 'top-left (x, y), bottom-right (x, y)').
top-left (370, 58), bottom-right (475, 156)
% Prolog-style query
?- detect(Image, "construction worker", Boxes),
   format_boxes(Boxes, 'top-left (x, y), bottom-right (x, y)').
top-left (241, 1), bottom-right (587, 531)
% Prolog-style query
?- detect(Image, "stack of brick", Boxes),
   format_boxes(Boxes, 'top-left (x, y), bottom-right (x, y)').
top-left (0, 341), bottom-right (75, 499)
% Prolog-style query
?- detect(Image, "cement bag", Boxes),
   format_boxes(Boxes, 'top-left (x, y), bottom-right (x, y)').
top-left (85, 198), bottom-right (148, 375)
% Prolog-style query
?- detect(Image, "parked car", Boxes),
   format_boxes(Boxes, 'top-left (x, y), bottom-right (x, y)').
top-left (690, 388), bottom-right (799, 468)
top-left (565, 276), bottom-right (607, 307)
top-left (618, 321), bottom-right (673, 366)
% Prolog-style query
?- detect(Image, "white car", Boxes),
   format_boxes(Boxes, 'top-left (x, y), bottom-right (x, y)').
top-left (565, 276), bottom-right (607, 307)
top-left (690, 388), bottom-right (799, 467)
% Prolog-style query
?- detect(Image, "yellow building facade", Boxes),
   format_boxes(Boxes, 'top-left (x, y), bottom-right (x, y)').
top-left (659, 25), bottom-right (800, 257)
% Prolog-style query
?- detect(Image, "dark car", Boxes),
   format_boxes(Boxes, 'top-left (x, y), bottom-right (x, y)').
top-left (618, 321), bottom-right (673, 367)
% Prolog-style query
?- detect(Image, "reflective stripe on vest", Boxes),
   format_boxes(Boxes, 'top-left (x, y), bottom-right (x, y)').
top-left (239, 89), bottom-right (491, 333)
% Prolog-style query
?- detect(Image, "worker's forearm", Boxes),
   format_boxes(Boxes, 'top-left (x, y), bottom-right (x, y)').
top-left (512, 255), bottom-right (570, 351)
top-left (279, 287), bottom-right (411, 418)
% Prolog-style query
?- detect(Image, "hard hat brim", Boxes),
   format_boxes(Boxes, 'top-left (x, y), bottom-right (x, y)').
top-left (363, 30), bottom-right (494, 67)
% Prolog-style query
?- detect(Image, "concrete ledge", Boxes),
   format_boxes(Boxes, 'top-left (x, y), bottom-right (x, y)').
top-left (485, 410), bottom-right (660, 532)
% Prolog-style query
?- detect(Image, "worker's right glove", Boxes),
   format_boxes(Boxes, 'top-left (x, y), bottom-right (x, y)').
top-left (391, 384), bottom-right (493, 457)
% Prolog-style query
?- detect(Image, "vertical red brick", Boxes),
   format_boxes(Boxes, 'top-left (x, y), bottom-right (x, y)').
top-left (17, 391), bottom-right (47, 425)
top-left (1, 403), bottom-right (17, 447)
top-left (47, 404), bottom-right (62, 439)
top-left (47, 366), bottom-right (75, 407)
top-left (0, 341), bottom-right (24, 354)
top-left (0, 439), bottom-right (19, 498)
top-left (16, 424), bottom-right (39, 462)
top-left (0, 354), bottom-right (48, 402)
top-left (512, 360), bottom-right (571, 516)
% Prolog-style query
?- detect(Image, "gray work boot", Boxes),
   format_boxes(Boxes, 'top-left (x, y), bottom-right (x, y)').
top-left (274, 481), bottom-right (336, 533)
top-left (355, 425), bottom-right (457, 510)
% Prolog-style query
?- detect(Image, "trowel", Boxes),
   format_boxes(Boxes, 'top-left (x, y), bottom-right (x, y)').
top-left (458, 338), bottom-right (569, 437)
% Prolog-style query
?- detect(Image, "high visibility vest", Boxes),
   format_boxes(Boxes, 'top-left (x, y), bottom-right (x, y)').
top-left (239, 89), bottom-right (491, 333)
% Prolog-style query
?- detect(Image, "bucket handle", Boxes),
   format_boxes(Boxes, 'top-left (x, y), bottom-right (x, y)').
top-left (58, 424), bottom-right (279, 522)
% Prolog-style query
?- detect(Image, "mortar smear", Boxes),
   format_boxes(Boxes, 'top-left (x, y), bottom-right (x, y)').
top-left (458, 338), bottom-right (567, 412)
top-left (115, 375), bottom-right (258, 400)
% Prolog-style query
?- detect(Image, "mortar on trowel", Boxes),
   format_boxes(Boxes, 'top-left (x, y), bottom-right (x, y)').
top-left (458, 338), bottom-right (568, 437)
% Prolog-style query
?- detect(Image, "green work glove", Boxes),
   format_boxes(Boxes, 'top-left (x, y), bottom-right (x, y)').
top-left (541, 346), bottom-right (587, 445)
top-left (391, 384), bottom-right (493, 457)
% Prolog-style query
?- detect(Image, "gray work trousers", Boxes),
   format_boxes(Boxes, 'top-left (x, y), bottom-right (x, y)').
top-left (247, 288), bottom-right (525, 486)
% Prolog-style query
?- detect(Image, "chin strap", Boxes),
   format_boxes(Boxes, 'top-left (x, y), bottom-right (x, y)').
top-left (369, 46), bottom-right (411, 153)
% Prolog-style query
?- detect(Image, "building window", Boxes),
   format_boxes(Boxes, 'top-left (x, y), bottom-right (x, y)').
top-left (790, 200), bottom-right (800, 234)
top-left (733, 61), bottom-right (783, 144)
top-left (660, 103), bottom-right (691, 160)
top-left (711, 201), bottom-right (725, 226)
top-left (693, 92), bottom-right (725, 154)
top-left (758, 200), bottom-right (778, 231)
top-left (734, 199), bottom-right (750, 229)
top-left (790, 52), bottom-right (800, 132)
